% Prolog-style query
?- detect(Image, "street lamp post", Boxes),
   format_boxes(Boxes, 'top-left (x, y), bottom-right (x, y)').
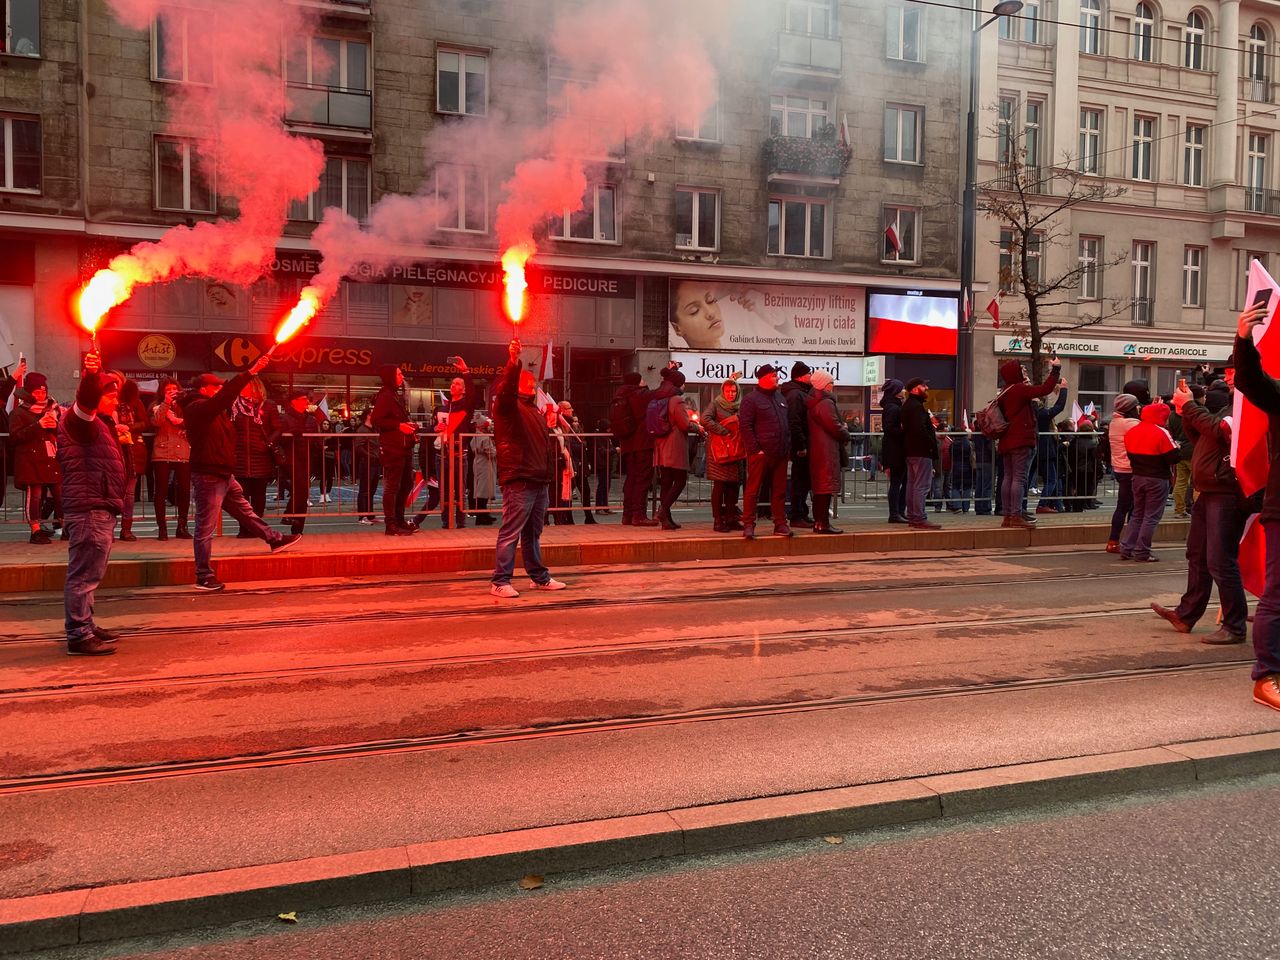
top-left (958, 0), bottom-right (1022, 417)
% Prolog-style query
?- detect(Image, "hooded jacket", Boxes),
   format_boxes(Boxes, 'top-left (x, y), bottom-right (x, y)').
top-left (805, 388), bottom-right (849, 495)
top-left (9, 389), bottom-right (61, 486)
top-left (879, 381), bottom-right (906, 471)
top-left (183, 373), bottom-right (251, 477)
top-left (1107, 395), bottom-right (1141, 474)
top-left (1124, 403), bottom-right (1181, 479)
top-left (1179, 385), bottom-right (1238, 496)
top-left (995, 359), bottom-right (1061, 453)
top-left (615, 381), bottom-right (654, 454)
top-left (371, 364), bottom-right (415, 457)
top-left (492, 359), bottom-right (554, 486)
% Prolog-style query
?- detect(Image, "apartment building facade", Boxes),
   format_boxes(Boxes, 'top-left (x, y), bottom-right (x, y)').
top-left (976, 0), bottom-right (1280, 414)
top-left (0, 0), bottom-right (965, 422)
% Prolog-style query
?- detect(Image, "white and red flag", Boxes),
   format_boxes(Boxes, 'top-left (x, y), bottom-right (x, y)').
top-left (1241, 513), bottom-right (1267, 598)
top-left (1231, 258), bottom-right (1280, 497)
top-left (539, 341), bottom-right (555, 381)
top-left (986, 295), bottom-right (1002, 329)
top-left (884, 223), bottom-right (902, 256)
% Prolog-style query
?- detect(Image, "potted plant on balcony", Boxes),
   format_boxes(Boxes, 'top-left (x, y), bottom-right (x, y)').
top-left (764, 122), bottom-right (852, 178)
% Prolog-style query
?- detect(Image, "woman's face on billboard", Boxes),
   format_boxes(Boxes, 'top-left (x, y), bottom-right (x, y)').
top-left (671, 282), bottom-right (724, 349)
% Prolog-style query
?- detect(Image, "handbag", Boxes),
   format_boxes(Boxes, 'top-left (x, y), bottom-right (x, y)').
top-left (708, 415), bottom-right (745, 463)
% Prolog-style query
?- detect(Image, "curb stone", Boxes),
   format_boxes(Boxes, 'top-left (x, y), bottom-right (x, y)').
top-left (3, 728), bottom-right (1276, 954)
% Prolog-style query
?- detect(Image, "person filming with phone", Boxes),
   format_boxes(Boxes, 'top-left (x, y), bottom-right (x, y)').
top-left (993, 353), bottom-right (1062, 529)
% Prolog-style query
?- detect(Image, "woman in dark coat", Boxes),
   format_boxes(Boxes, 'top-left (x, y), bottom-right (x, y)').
top-left (10, 372), bottom-right (61, 544)
top-left (806, 370), bottom-right (850, 534)
top-left (880, 379), bottom-right (907, 523)
top-left (702, 376), bottom-right (746, 532)
top-left (113, 377), bottom-right (150, 541)
top-left (231, 376), bottom-right (282, 533)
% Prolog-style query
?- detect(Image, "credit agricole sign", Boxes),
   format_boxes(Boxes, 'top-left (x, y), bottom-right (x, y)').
top-left (994, 335), bottom-right (1230, 363)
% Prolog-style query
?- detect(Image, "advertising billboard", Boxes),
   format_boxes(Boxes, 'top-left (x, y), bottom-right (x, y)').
top-left (667, 279), bottom-right (864, 355)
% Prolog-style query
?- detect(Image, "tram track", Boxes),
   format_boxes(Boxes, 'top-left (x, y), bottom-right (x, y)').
top-left (0, 564), bottom-right (1182, 646)
top-left (0, 658), bottom-right (1250, 797)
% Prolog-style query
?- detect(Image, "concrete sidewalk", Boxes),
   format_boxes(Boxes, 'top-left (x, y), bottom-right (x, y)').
top-left (0, 512), bottom-right (1187, 593)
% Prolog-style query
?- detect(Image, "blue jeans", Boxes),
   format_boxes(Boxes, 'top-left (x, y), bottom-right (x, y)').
top-left (491, 479), bottom-right (551, 586)
top-left (1175, 492), bottom-right (1248, 635)
top-left (1252, 521), bottom-right (1280, 679)
top-left (906, 456), bottom-right (933, 523)
top-left (63, 509), bottom-right (116, 643)
top-left (1109, 473), bottom-right (1134, 541)
top-left (1000, 447), bottom-right (1033, 517)
top-left (1120, 475), bottom-right (1169, 560)
top-left (1039, 452), bottom-right (1063, 511)
top-left (974, 460), bottom-right (994, 515)
top-left (948, 484), bottom-right (972, 513)
top-left (192, 471), bottom-right (280, 580)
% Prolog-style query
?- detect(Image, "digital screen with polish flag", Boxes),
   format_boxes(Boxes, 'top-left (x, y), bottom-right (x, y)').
top-left (866, 291), bottom-right (959, 356)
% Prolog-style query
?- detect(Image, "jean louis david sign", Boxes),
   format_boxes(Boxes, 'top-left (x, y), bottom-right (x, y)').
top-left (995, 335), bottom-right (1230, 363)
top-left (667, 279), bottom-right (865, 354)
top-left (672, 353), bottom-right (884, 387)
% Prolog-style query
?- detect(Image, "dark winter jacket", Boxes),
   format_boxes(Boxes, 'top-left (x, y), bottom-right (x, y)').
top-left (1231, 333), bottom-right (1280, 521)
top-left (1034, 387), bottom-right (1068, 466)
top-left (996, 358), bottom-right (1062, 453)
top-left (616, 382), bottom-right (654, 454)
top-left (57, 374), bottom-right (127, 516)
top-left (949, 434), bottom-right (975, 487)
top-left (492, 359), bottom-right (554, 486)
top-left (739, 384), bottom-right (790, 459)
top-left (781, 379), bottom-right (812, 458)
top-left (10, 393), bottom-right (61, 486)
top-left (901, 393), bottom-right (939, 460)
top-left (232, 399), bottom-right (282, 479)
top-left (1180, 391), bottom-right (1237, 496)
top-left (880, 385), bottom-right (906, 472)
top-left (652, 381), bottom-right (696, 471)
top-left (183, 372), bottom-right (251, 477)
top-left (1124, 404), bottom-right (1181, 480)
top-left (371, 365), bottom-right (415, 459)
top-left (805, 389), bottom-right (849, 496)
top-left (1123, 379), bottom-right (1152, 407)
top-left (280, 407), bottom-right (321, 474)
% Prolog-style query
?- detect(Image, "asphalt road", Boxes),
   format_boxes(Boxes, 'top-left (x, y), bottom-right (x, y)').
top-left (3, 543), bottom-right (1278, 900)
top-left (17, 774), bottom-right (1280, 960)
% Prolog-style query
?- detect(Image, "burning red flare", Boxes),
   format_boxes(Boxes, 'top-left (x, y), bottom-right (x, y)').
top-left (501, 245), bottom-right (532, 324)
top-left (77, 268), bottom-right (137, 341)
top-left (273, 287), bottom-right (321, 352)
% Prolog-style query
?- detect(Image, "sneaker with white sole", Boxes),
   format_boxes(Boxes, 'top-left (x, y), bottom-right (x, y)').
top-left (490, 583), bottom-right (520, 599)
top-left (532, 578), bottom-right (567, 591)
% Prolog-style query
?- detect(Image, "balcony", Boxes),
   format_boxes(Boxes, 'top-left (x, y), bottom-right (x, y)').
top-left (1131, 298), bottom-right (1155, 327)
top-left (1242, 76), bottom-right (1274, 102)
top-left (1246, 187), bottom-right (1280, 215)
top-left (285, 82), bottom-right (372, 130)
top-left (992, 164), bottom-right (1048, 195)
top-left (776, 31), bottom-right (842, 78)
top-left (763, 132), bottom-right (851, 181)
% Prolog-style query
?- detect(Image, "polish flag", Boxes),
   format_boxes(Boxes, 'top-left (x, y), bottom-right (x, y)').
top-left (962, 290), bottom-right (971, 329)
top-left (884, 223), bottom-right (902, 256)
top-left (1231, 258), bottom-right (1280, 497)
top-left (539, 341), bottom-right (555, 381)
top-left (1071, 401), bottom-right (1084, 424)
top-left (1084, 401), bottom-right (1096, 417)
top-left (961, 410), bottom-right (970, 431)
top-left (1240, 513), bottom-right (1267, 597)
top-left (867, 293), bottom-right (957, 355)
top-left (987, 296), bottom-right (1002, 329)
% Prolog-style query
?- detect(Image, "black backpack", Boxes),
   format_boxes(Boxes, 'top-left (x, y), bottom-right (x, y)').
top-left (608, 391), bottom-right (638, 441)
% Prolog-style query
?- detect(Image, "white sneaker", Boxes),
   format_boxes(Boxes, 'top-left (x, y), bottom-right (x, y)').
top-left (320, 494), bottom-right (330, 504)
top-left (532, 578), bottom-right (567, 591)
top-left (358, 517), bottom-right (374, 525)
top-left (490, 583), bottom-right (520, 599)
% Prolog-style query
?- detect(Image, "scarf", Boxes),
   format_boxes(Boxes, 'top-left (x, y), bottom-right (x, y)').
top-left (22, 396), bottom-right (56, 458)
top-left (232, 396), bottom-right (265, 426)
top-left (714, 381), bottom-right (740, 415)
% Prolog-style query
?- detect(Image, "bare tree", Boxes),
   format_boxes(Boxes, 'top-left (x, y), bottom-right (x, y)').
top-left (978, 117), bottom-right (1128, 381)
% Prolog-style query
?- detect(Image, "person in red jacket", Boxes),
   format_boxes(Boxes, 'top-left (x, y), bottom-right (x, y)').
top-left (1119, 402), bottom-right (1181, 562)
top-left (995, 355), bottom-right (1061, 528)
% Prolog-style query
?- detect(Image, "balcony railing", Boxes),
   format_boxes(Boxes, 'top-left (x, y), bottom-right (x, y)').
top-left (777, 31), bottom-right (842, 74)
top-left (763, 133), bottom-right (851, 179)
top-left (1242, 76), bottom-right (1274, 102)
top-left (1131, 297), bottom-right (1155, 326)
top-left (285, 82), bottom-right (372, 130)
top-left (992, 164), bottom-right (1047, 194)
top-left (1246, 187), bottom-right (1280, 215)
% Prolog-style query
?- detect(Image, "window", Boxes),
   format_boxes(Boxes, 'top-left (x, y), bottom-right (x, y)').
top-left (1183, 12), bottom-right (1206, 70)
top-left (432, 163), bottom-right (485, 232)
top-left (784, 0), bottom-right (833, 37)
top-left (287, 36), bottom-right (369, 92)
top-left (1132, 241), bottom-right (1154, 324)
top-left (675, 187), bottom-right (719, 251)
top-left (1020, 0), bottom-right (1042, 43)
top-left (154, 136), bottom-right (213, 212)
top-left (549, 63), bottom-right (625, 159)
top-left (1183, 246), bottom-right (1204, 307)
top-left (549, 183), bottom-right (617, 242)
top-left (771, 94), bottom-right (828, 138)
top-left (1024, 100), bottom-right (1042, 172)
top-left (1133, 3), bottom-right (1155, 62)
top-left (2, 0), bottom-right (38, 57)
top-left (677, 98), bottom-right (720, 142)
top-left (153, 8), bottom-right (213, 83)
top-left (997, 96), bottom-right (1016, 164)
top-left (1183, 123), bottom-right (1205, 186)
top-left (1080, 0), bottom-right (1101, 54)
top-left (1248, 25), bottom-right (1269, 82)
top-left (1131, 115), bottom-right (1155, 181)
top-left (1079, 236), bottom-right (1102, 301)
top-left (767, 196), bottom-right (829, 258)
top-left (436, 48), bottom-right (487, 116)
top-left (1247, 132), bottom-right (1269, 211)
top-left (882, 206), bottom-right (918, 262)
top-left (0, 114), bottom-right (38, 192)
top-left (1079, 108), bottom-right (1102, 174)
top-left (886, 5), bottom-right (923, 62)
top-left (884, 104), bottom-right (921, 163)
top-left (289, 156), bottom-right (371, 222)
top-left (1079, 363), bottom-right (1125, 415)
top-left (999, 228), bottom-right (1043, 292)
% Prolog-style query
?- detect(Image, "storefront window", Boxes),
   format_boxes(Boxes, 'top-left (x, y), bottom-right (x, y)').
top-left (1078, 362), bottom-right (1124, 415)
